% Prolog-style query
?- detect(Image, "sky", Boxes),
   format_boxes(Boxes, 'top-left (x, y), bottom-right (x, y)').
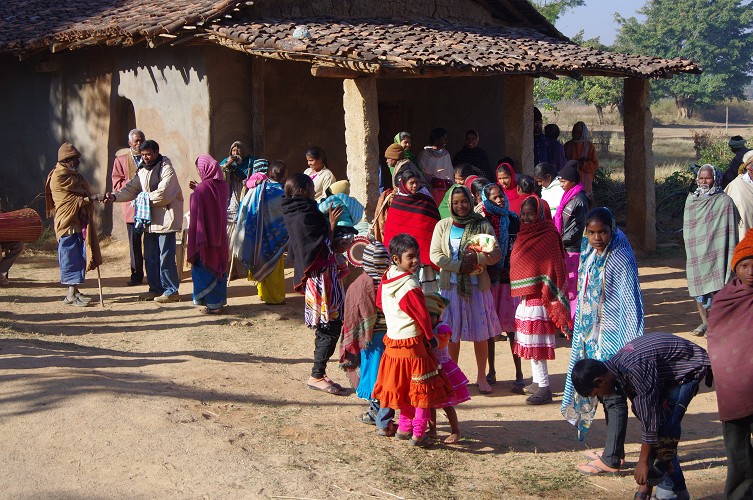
top-left (555, 0), bottom-right (647, 46)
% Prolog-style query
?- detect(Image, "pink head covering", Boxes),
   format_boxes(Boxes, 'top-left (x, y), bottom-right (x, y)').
top-left (196, 154), bottom-right (224, 181)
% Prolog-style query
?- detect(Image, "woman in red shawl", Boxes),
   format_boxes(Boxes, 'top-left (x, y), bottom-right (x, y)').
top-left (510, 196), bottom-right (572, 405)
top-left (382, 168), bottom-right (441, 293)
top-left (188, 154), bottom-right (230, 314)
top-left (496, 162), bottom-right (523, 215)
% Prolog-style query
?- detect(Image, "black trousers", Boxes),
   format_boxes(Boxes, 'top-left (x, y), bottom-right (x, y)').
top-left (311, 320), bottom-right (342, 378)
top-left (724, 414), bottom-right (753, 500)
top-left (127, 223), bottom-right (144, 280)
top-left (600, 387), bottom-right (628, 468)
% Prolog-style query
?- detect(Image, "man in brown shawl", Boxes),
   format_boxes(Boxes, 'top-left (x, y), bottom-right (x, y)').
top-left (45, 142), bottom-right (103, 306)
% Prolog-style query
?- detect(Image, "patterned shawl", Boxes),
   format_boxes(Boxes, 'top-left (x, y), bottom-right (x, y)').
top-left (683, 169), bottom-right (738, 296)
top-left (481, 184), bottom-right (514, 265)
top-left (383, 185), bottom-right (440, 271)
top-left (509, 196), bottom-right (572, 332)
top-left (448, 185), bottom-right (490, 297)
top-left (233, 179), bottom-right (288, 282)
top-left (561, 225), bottom-right (644, 440)
top-left (188, 155), bottom-right (230, 279)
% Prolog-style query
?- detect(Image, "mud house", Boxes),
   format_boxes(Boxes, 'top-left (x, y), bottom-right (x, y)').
top-left (0, 0), bottom-right (698, 250)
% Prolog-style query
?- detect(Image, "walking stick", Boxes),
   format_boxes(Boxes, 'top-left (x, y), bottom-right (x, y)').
top-left (96, 266), bottom-right (105, 307)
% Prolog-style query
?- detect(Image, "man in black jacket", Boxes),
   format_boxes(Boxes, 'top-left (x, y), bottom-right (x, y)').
top-left (721, 136), bottom-right (750, 190)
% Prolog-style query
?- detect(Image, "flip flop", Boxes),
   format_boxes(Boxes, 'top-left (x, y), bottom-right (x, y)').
top-left (582, 451), bottom-right (626, 467)
top-left (63, 296), bottom-right (90, 307)
top-left (577, 459), bottom-right (620, 476)
top-left (410, 435), bottom-right (436, 448)
top-left (307, 383), bottom-right (342, 395)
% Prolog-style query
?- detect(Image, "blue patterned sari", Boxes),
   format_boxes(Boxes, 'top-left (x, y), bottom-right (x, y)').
top-left (561, 227), bottom-right (644, 440)
top-left (233, 180), bottom-right (288, 281)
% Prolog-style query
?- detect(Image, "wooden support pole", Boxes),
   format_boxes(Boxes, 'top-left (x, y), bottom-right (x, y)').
top-left (501, 75), bottom-right (534, 175)
top-left (343, 77), bottom-right (380, 219)
top-left (623, 77), bottom-right (656, 253)
top-left (251, 57), bottom-right (265, 156)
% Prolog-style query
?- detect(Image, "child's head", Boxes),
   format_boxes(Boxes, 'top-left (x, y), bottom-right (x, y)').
top-left (470, 177), bottom-right (489, 204)
top-left (425, 293), bottom-right (449, 326)
top-left (533, 162), bottom-right (557, 188)
top-left (398, 169), bottom-right (421, 194)
top-left (517, 175), bottom-right (536, 196)
top-left (558, 161), bottom-right (580, 191)
top-left (284, 172), bottom-right (315, 199)
top-left (544, 123), bottom-right (560, 140)
top-left (267, 160), bottom-right (287, 183)
top-left (305, 146), bottom-right (327, 170)
top-left (496, 162), bottom-right (515, 190)
top-left (253, 158), bottom-right (269, 174)
top-left (519, 196), bottom-right (540, 224)
top-left (483, 183), bottom-right (506, 209)
top-left (585, 208), bottom-right (615, 255)
top-left (388, 233), bottom-right (420, 274)
top-left (429, 127), bottom-right (448, 149)
top-left (463, 129), bottom-right (480, 149)
top-left (732, 229), bottom-right (753, 287)
top-left (332, 234), bottom-right (354, 254)
top-left (453, 163), bottom-right (475, 185)
top-left (363, 241), bottom-right (390, 282)
top-left (450, 186), bottom-right (472, 217)
top-left (571, 359), bottom-right (615, 398)
top-left (326, 180), bottom-right (350, 197)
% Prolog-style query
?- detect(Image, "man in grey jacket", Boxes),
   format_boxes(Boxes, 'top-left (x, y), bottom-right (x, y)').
top-left (105, 140), bottom-right (183, 302)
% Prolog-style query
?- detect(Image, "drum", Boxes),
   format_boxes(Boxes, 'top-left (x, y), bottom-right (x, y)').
top-left (0, 208), bottom-right (43, 243)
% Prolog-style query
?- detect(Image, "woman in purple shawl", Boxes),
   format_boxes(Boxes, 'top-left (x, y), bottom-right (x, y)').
top-left (188, 154), bottom-right (230, 314)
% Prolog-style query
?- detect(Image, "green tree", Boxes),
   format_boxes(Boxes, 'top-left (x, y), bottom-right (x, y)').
top-left (582, 77), bottom-right (623, 124)
top-left (531, 0), bottom-right (585, 23)
top-left (615, 0), bottom-right (753, 118)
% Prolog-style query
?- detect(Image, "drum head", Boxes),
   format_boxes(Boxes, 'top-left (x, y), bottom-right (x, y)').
top-left (346, 236), bottom-right (371, 268)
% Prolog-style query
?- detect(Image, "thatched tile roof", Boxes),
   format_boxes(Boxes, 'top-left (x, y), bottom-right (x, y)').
top-left (207, 17), bottom-right (699, 79)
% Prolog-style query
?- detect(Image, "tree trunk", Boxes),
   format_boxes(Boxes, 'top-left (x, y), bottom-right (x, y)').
top-left (595, 105), bottom-right (605, 125)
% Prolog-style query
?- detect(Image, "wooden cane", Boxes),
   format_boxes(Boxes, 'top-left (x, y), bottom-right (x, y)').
top-left (96, 266), bottom-right (104, 307)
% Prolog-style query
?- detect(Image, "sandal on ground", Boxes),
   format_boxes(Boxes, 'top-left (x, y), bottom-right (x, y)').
top-left (376, 422), bottom-right (397, 437)
top-left (409, 435), bottom-right (436, 448)
top-left (75, 292), bottom-right (92, 302)
top-left (486, 373), bottom-right (497, 385)
top-left (63, 296), bottom-right (91, 307)
top-left (356, 411), bottom-right (376, 425)
top-left (201, 307), bottom-right (223, 315)
top-left (525, 386), bottom-right (553, 405)
top-left (583, 450), bottom-right (626, 467)
top-left (511, 380), bottom-right (526, 394)
top-left (306, 381), bottom-right (343, 395)
top-left (577, 459), bottom-right (620, 476)
top-left (523, 382), bottom-right (538, 395)
top-left (323, 375), bottom-right (344, 391)
top-left (691, 324), bottom-right (708, 337)
top-left (395, 430), bottom-right (411, 440)
top-left (478, 382), bottom-right (493, 395)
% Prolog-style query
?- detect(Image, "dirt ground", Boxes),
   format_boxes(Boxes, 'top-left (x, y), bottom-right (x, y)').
top-left (0, 239), bottom-right (727, 499)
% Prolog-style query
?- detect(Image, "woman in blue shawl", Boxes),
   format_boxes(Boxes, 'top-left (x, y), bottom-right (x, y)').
top-left (233, 160), bottom-right (289, 304)
top-left (561, 207), bottom-right (644, 476)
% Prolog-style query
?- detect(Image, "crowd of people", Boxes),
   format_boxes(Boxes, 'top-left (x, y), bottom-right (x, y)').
top-left (5, 109), bottom-right (751, 499)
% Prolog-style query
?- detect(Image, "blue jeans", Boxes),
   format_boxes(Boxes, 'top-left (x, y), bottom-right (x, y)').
top-left (649, 379), bottom-right (701, 496)
top-left (143, 232), bottom-right (180, 296)
top-left (368, 399), bottom-right (395, 430)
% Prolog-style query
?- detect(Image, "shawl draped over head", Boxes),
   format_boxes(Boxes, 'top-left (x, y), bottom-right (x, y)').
top-left (233, 179), bottom-right (288, 282)
top-left (340, 241), bottom-right (390, 369)
top-left (453, 135), bottom-right (493, 179)
top-left (561, 220), bottom-right (644, 440)
top-left (496, 163), bottom-right (522, 215)
top-left (44, 162), bottom-right (103, 272)
top-left (448, 185), bottom-right (488, 297)
top-left (707, 276), bottom-right (753, 421)
top-left (481, 183), bottom-right (515, 265)
top-left (509, 196), bottom-right (572, 332)
top-left (553, 182), bottom-right (585, 232)
top-left (394, 132), bottom-right (418, 165)
top-left (724, 171), bottom-right (753, 241)
top-left (188, 155), bottom-right (230, 279)
top-left (382, 177), bottom-right (441, 271)
top-left (221, 141), bottom-right (253, 180)
top-left (281, 195), bottom-right (330, 291)
top-left (683, 164), bottom-right (739, 297)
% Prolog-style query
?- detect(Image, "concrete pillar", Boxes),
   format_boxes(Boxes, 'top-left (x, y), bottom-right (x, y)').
top-left (343, 77), bottom-right (380, 219)
top-left (502, 76), bottom-right (534, 175)
top-left (623, 77), bottom-right (656, 253)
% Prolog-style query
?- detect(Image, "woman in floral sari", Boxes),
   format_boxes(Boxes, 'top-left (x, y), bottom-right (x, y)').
top-left (561, 207), bottom-right (643, 476)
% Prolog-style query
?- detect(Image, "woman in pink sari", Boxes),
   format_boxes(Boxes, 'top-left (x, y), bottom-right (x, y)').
top-left (553, 162), bottom-right (589, 320)
top-left (188, 154), bottom-right (230, 314)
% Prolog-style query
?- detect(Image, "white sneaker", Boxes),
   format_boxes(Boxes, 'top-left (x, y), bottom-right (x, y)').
top-left (0, 273), bottom-right (9, 286)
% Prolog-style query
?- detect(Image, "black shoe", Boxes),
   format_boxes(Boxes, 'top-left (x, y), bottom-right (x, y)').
top-left (127, 277), bottom-right (143, 286)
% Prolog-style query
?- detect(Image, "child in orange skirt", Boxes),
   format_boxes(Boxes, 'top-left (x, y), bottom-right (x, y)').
top-left (425, 293), bottom-right (470, 444)
top-left (373, 233), bottom-right (455, 447)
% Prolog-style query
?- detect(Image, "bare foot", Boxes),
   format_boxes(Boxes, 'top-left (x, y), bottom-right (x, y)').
top-left (307, 377), bottom-right (336, 391)
top-left (322, 374), bottom-right (343, 390)
top-left (444, 433), bottom-right (460, 444)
